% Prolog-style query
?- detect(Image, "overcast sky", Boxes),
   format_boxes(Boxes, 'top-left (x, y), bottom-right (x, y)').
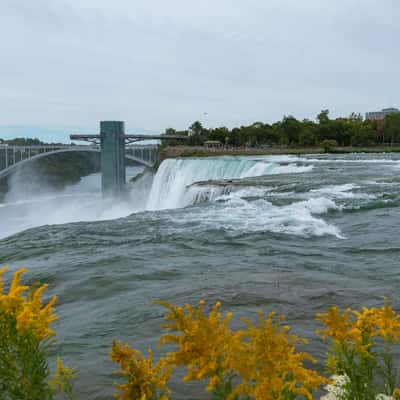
top-left (1, 0), bottom-right (399, 140)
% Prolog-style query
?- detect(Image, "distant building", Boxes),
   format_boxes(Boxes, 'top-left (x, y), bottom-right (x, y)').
top-left (203, 140), bottom-right (222, 148)
top-left (365, 107), bottom-right (399, 121)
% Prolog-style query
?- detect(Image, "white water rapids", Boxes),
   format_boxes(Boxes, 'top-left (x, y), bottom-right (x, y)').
top-left (146, 157), bottom-right (313, 209)
top-left (0, 154), bottom-right (379, 239)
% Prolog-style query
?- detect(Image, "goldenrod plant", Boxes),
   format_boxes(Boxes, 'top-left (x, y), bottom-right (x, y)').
top-left (227, 311), bottom-right (326, 400)
top-left (0, 268), bottom-right (75, 400)
top-left (49, 357), bottom-right (76, 400)
top-left (317, 300), bottom-right (400, 400)
top-left (109, 341), bottom-right (172, 400)
top-left (158, 300), bottom-right (236, 397)
top-left (111, 300), bottom-right (327, 400)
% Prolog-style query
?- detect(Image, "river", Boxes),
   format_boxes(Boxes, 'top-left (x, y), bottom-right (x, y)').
top-left (1, 153), bottom-right (400, 399)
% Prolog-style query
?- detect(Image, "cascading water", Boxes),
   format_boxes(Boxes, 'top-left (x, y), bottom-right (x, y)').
top-left (146, 156), bottom-right (313, 210)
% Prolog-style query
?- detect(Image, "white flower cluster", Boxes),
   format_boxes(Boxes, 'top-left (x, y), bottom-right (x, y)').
top-left (320, 374), bottom-right (349, 400)
top-left (320, 375), bottom-right (396, 400)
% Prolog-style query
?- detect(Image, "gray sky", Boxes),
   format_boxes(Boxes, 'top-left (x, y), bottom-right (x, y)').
top-left (1, 0), bottom-right (399, 140)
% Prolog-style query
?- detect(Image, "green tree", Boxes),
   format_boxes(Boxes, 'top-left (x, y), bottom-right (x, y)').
top-left (320, 139), bottom-right (338, 153)
top-left (189, 121), bottom-right (205, 136)
top-left (280, 116), bottom-right (303, 145)
top-left (228, 127), bottom-right (245, 146)
top-left (316, 118), bottom-right (350, 146)
top-left (350, 122), bottom-right (376, 146)
top-left (188, 121), bottom-right (208, 145)
top-left (385, 112), bottom-right (400, 146)
top-left (298, 120), bottom-right (318, 146)
top-left (208, 127), bottom-right (230, 144)
top-left (165, 128), bottom-right (177, 136)
top-left (317, 109), bottom-right (330, 124)
top-left (348, 112), bottom-right (363, 122)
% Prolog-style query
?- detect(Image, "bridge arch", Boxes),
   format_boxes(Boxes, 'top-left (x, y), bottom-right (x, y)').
top-left (0, 147), bottom-right (155, 181)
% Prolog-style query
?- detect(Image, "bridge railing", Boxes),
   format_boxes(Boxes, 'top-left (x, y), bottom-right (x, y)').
top-left (0, 144), bottom-right (158, 172)
top-left (0, 145), bottom-right (97, 170)
top-left (125, 144), bottom-right (158, 165)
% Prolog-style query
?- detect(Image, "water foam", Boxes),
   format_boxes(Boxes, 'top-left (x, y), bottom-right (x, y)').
top-left (299, 154), bottom-right (400, 162)
top-left (310, 184), bottom-right (375, 200)
top-left (168, 196), bottom-right (343, 238)
top-left (146, 157), bottom-right (312, 210)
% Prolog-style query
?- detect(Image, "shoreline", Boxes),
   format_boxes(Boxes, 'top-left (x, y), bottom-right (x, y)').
top-left (158, 145), bottom-right (400, 161)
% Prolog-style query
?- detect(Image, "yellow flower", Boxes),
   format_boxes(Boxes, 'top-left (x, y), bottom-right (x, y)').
top-left (49, 357), bottom-right (76, 394)
top-left (157, 300), bottom-right (233, 392)
top-left (317, 299), bottom-right (400, 398)
top-left (0, 267), bottom-right (29, 312)
top-left (0, 268), bottom-right (58, 340)
top-left (316, 306), bottom-right (354, 342)
top-left (110, 341), bottom-right (171, 400)
top-left (155, 300), bottom-right (327, 398)
top-left (0, 266), bottom-right (8, 293)
top-left (317, 300), bottom-right (400, 346)
top-left (229, 311), bottom-right (327, 400)
top-left (375, 299), bottom-right (400, 342)
top-left (353, 307), bottom-right (379, 335)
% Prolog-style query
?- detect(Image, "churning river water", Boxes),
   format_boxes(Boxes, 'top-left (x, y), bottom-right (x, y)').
top-left (1, 153), bottom-right (400, 399)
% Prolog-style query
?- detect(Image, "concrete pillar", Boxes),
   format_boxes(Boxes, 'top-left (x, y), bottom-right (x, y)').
top-left (100, 121), bottom-right (126, 197)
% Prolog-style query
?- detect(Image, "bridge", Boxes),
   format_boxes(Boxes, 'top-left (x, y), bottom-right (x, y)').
top-left (0, 120), bottom-right (186, 196)
top-left (0, 143), bottom-right (158, 179)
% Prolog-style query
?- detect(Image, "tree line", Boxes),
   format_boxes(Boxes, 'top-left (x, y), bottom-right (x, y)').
top-left (165, 110), bottom-right (400, 148)
top-left (1, 138), bottom-right (64, 145)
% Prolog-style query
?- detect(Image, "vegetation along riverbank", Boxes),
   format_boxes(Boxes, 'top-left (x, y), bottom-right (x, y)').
top-left (160, 109), bottom-right (400, 159)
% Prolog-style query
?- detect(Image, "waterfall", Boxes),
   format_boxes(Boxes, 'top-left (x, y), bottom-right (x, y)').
top-left (0, 155), bottom-right (314, 238)
top-left (146, 156), bottom-right (312, 210)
